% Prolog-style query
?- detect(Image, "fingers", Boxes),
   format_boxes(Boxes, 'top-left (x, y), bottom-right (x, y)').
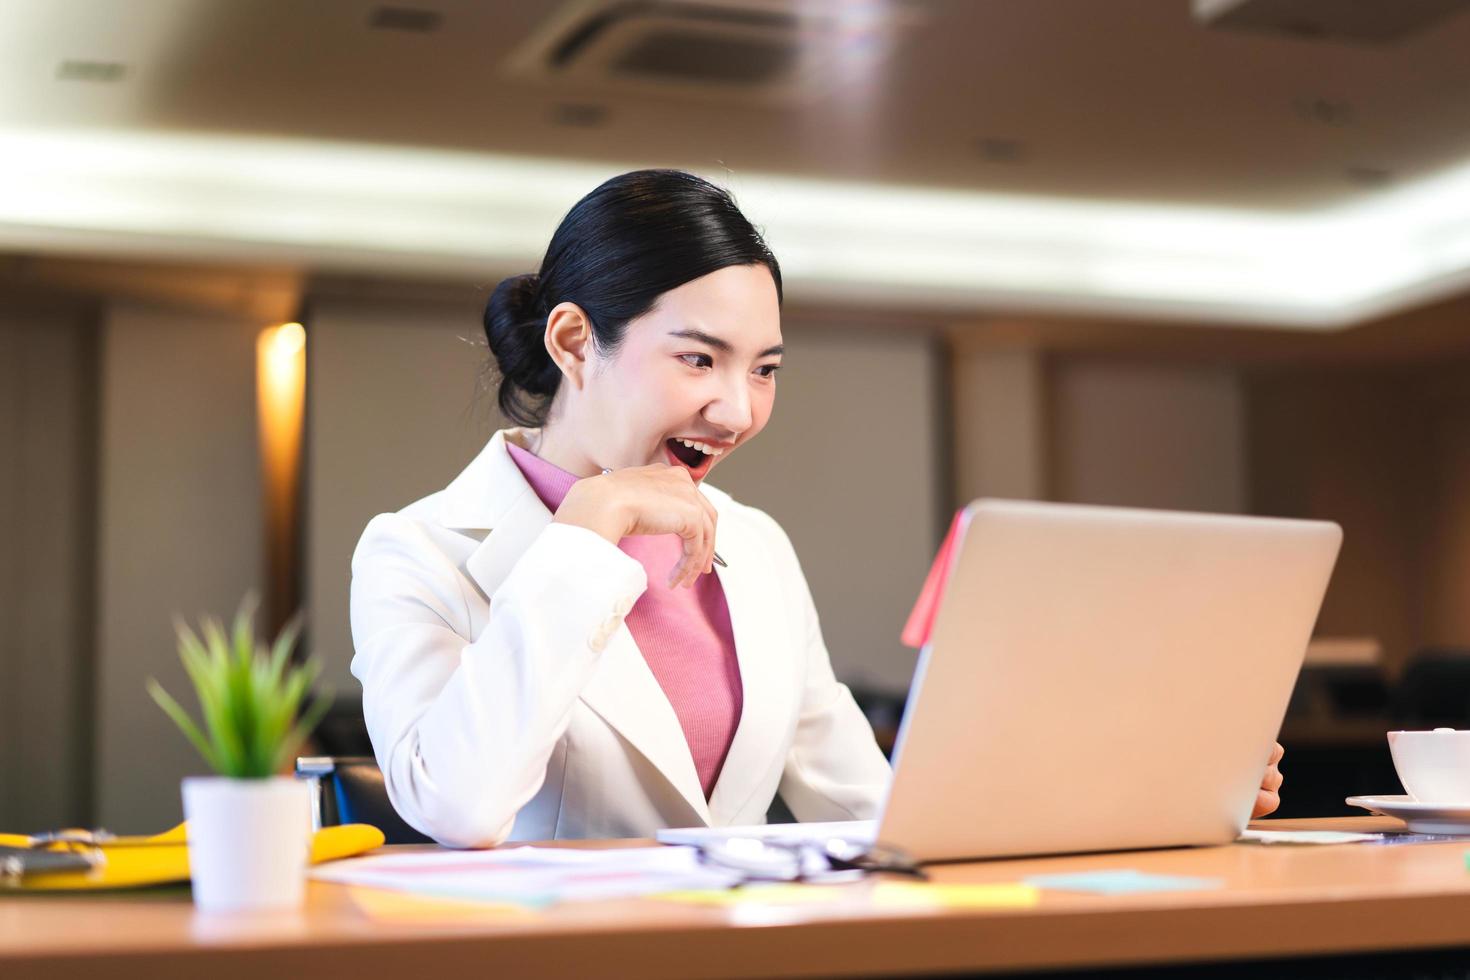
top-left (1261, 764), bottom-right (1283, 794)
top-left (667, 513), bottom-right (705, 589)
top-left (665, 476), bottom-right (717, 589)
top-left (1252, 746), bottom-right (1285, 819)
top-left (671, 513), bottom-right (712, 589)
top-left (695, 489), bottom-right (719, 576)
top-left (664, 466), bottom-right (718, 589)
top-left (667, 548), bottom-right (694, 590)
top-left (687, 497), bottom-right (717, 587)
top-left (1251, 788), bottom-right (1280, 819)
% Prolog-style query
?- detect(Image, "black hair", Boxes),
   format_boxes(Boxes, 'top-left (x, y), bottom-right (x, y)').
top-left (483, 169), bottom-right (783, 427)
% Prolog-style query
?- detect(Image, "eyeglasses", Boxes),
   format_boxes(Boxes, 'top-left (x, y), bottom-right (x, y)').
top-left (693, 835), bottom-right (927, 886)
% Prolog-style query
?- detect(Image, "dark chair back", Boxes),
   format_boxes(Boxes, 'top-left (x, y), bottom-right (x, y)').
top-left (310, 698), bottom-right (376, 757)
top-left (296, 756), bottom-right (434, 845)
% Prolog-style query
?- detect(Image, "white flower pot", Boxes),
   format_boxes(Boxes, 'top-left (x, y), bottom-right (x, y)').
top-left (182, 775), bottom-right (312, 912)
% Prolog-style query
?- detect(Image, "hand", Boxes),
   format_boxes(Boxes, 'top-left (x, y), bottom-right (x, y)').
top-left (554, 464), bottom-right (718, 589)
top-left (1251, 742), bottom-right (1285, 819)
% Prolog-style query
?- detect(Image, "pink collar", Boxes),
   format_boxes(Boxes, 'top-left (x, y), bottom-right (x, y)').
top-left (504, 440), bottom-right (581, 513)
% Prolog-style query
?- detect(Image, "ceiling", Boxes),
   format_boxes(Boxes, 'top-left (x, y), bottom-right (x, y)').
top-left (6, 0), bottom-right (1470, 327)
top-left (8, 0), bottom-right (1470, 209)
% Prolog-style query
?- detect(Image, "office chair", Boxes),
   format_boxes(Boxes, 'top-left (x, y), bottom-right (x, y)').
top-left (309, 698), bottom-right (377, 757)
top-left (295, 756), bottom-right (434, 845)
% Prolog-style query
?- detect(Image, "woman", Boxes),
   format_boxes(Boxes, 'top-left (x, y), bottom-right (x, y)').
top-left (350, 170), bottom-right (1285, 849)
top-left (350, 170), bottom-right (891, 848)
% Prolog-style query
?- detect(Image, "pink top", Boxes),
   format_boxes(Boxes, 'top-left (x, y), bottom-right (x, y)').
top-left (505, 441), bottom-right (744, 799)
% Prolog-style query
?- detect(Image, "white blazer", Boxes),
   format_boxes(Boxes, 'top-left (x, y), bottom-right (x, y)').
top-left (349, 428), bottom-right (892, 847)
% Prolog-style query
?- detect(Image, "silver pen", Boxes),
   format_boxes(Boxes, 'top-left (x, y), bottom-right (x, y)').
top-left (602, 467), bottom-right (727, 567)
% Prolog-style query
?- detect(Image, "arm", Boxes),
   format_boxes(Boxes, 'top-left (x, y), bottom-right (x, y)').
top-left (349, 516), bottom-right (646, 847)
top-left (760, 515), bottom-right (893, 822)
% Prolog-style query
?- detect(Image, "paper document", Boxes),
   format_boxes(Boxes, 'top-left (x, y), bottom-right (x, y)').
top-left (1238, 829), bottom-right (1383, 845)
top-left (311, 845), bottom-right (740, 907)
top-left (1025, 870), bottom-right (1223, 895)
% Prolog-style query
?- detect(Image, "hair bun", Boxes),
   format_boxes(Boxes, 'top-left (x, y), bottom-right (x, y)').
top-left (484, 272), bottom-right (558, 423)
top-left (487, 272), bottom-right (542, 327)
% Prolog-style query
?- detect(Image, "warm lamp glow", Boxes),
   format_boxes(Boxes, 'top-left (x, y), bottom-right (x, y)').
top-left (269, 321), bottom-right (305, 363)
top-left (257, 322), bottom-right (306, 630)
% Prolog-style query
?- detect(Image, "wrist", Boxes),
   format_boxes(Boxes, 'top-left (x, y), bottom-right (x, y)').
top-left (555, 480), bottom-right (626, 545)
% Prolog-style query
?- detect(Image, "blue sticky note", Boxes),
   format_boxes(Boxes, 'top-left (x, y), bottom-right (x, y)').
top-left (1024, 869), bottom-right (1223, 895)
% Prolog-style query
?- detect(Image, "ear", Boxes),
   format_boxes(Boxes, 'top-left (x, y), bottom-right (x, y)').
top-left (543, 302), bottom-right (593, 390)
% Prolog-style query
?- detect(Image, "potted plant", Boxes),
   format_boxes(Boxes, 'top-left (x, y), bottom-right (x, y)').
top-left (148, 597), bottom-right (331, 912)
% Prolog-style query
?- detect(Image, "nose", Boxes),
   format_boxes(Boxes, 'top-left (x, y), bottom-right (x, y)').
top-left (703, 372), bottom-right (753, 436)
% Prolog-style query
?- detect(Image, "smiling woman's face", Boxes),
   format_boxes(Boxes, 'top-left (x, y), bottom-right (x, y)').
top-left (564, 263), bottom-right (783, 482)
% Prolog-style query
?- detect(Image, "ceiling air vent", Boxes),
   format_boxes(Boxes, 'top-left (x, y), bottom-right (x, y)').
top-left (610, 28), bottom-right (797, 85)
top-left (1193, 0), bottom-right (1470, 44)
top-left (505, 0), bottom-right (920, 105)
top-left (368, 6), bottom-right (444, 33)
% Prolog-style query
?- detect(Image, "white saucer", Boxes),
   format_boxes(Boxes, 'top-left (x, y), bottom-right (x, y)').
top-left (1345, 795), bottom-right (1470, 833)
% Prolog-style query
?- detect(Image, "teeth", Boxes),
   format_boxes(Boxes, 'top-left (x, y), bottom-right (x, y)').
top-left (676, 438), bottom-right (722, 456)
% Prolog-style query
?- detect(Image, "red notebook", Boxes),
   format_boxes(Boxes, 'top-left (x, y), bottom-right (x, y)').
top-left (900, 508), bottom-right (971, 649)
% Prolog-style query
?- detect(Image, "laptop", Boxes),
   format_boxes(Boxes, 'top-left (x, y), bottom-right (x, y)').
top-left (659, 499), bottom-right (1342, 862)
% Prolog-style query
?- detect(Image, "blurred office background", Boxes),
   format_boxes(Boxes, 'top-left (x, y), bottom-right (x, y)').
top-left (5, 0), bottom-right (1470, 832)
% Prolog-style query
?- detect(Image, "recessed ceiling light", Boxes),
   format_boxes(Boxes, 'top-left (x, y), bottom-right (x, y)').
top-left (1277, 19), bottom-right (1329, 39)
top-left (550, 103), bottom-right (609, 128)
top-left (1345, 165), bottom-right (1394, 187)
top-left (1295, 97), bottom-right (1354, 126)
top-left (56, 60), bottom-right (127, 83)
top-left (368, 7), bottom-right (442, 33)
top-left (976, 137), bottom-right (1026, 163)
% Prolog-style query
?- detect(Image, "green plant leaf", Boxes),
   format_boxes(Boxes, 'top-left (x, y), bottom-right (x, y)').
top-left (183, 616), bottom-right (249, 776)
top-left (153, 597), bottom-right (331, 780)
top-left (147, 678), bottom-right (223, 773)
top-left (231, 594), bottom-right (260, 666)
top-left (273, 685), bottom-right (335, 773)
top-left (175, 619), bottom-right (234, 770)
top-left (213, 612), bottom-right (261, 775)
top-left (266, 613), bottom-right (303, 691)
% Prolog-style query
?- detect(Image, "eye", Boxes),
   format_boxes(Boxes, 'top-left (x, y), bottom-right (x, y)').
top-left (756, 364), bottom-right (780, 379)
top-left (678, 353), bottom-right (712, 369)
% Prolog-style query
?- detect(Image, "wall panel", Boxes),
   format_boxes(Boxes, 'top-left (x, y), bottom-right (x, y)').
top-left (95, 303), bottom-right (263, 831)
top-left (0, 298), bottom-right (95, 831)
top-left (1050, 358), bottom-right (1247, 514)
top-left (305, 299), bottom-right (498, 689)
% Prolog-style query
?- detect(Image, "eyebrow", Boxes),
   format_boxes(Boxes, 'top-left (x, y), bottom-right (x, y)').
top-left (668, 328), bottom-right (784, 359)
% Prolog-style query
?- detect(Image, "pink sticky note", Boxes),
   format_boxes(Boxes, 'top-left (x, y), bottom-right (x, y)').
top-left (901, 509), bottom-right (967, 649)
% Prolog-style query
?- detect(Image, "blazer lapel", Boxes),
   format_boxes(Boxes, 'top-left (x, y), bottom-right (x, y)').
top-left (706, 494), bottom-right (796, 826)
top-left (449, 429), bottom-right (711, 825)
top-left (463, 485), bottom-right (552, 602)
top-left (579, 632), bottom-right (712, 825)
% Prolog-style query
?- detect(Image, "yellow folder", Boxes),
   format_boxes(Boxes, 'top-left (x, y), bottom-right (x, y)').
top-left (0, 822), bottom-right (385, 891)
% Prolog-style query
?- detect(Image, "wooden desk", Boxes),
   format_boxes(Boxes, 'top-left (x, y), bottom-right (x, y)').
top-left (6, 817), bottom-right (1470, 979)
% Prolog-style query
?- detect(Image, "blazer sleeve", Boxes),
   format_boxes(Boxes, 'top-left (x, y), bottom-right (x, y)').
top-left (755, 512), bottom-right (894, 822)
top-left (349, 515), bottom-right (647, 848)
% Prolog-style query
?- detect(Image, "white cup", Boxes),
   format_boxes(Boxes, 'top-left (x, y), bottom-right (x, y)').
top-left (1388, 729), bottom-right (1470, 803)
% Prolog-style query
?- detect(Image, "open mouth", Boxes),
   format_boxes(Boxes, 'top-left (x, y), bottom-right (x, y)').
top-left (664, 437), bottom-right (720, 477)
